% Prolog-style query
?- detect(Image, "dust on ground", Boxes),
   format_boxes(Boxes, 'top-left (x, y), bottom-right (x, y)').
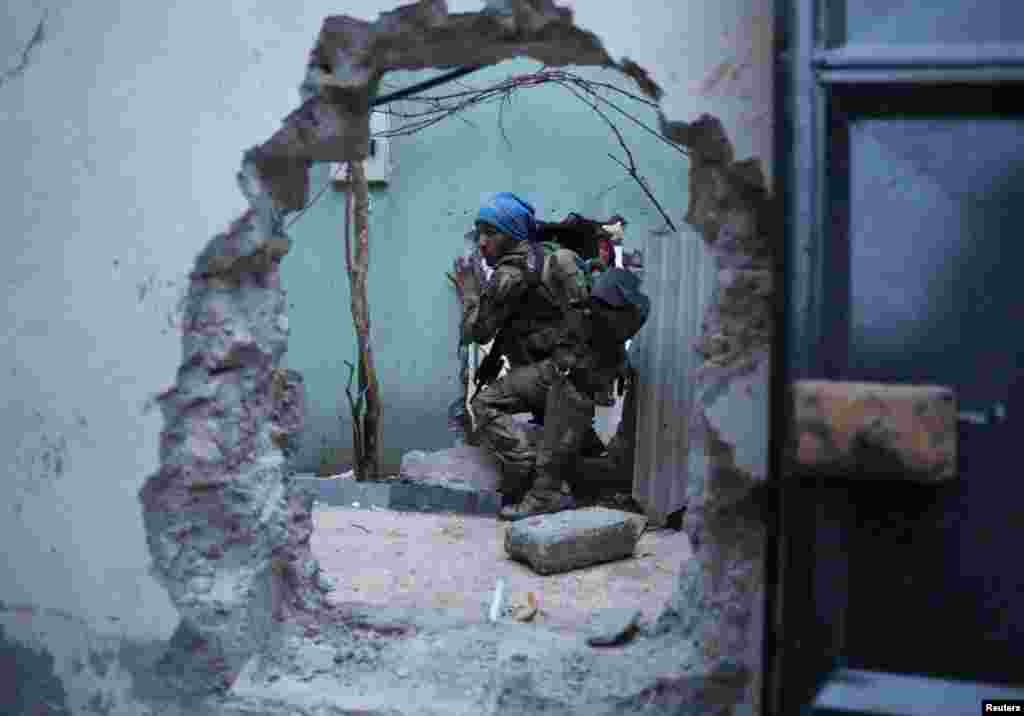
top-left (312, 506), bottom-right (691, 632)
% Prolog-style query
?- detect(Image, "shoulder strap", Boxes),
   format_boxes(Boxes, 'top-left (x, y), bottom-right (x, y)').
top-left (534, 243), bottom-right (566, 309)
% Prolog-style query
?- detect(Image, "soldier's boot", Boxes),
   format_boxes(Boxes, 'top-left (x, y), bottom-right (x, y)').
top-left (498, 470), bottom-right (575, 521)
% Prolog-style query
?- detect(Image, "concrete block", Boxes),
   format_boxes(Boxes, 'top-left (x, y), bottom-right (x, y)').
top-left (399, 445), bottom-right (504, 492)
top-left (387, 481), bottom-right (501, 516)
top-left (294, 476), bottom-right (391, 509)
top-left (790, 380), bottom-right (957, 482)
top-left (504, 507), bottom-right (647, 575)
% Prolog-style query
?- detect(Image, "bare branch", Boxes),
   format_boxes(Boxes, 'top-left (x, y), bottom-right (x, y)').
top-left (588, 88), bottom-right (689, 158)
top-left (497, 92), bottom-right (514, 151)
top-left (590, 176), bottom-right (631, 201)
top-left (293, 68), bottom-right (687, 227)
top-left (343, 162), bottom-right (353, 276)
top-left (342, 359), bottom-right (363, 468)
top-left (556, 79), bottom-right (678, 232)
top-left (605, 149), bottom-right (678, 232)
top-left (607, 153), bottom-right (629, 171)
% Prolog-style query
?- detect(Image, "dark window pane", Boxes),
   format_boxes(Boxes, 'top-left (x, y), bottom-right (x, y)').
top-left (847, 117), bottom-right (1024, 406)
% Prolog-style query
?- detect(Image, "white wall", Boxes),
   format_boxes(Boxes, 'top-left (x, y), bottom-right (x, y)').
top-left (1, 0), bottom-right (770, 691)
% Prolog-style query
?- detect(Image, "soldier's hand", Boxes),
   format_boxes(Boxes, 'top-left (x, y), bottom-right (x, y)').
top-left (447, 256), bottom-right (482, 305)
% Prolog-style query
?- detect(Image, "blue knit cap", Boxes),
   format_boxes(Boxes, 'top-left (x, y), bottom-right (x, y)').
top-left (475, 192), bottom-right (537, 243)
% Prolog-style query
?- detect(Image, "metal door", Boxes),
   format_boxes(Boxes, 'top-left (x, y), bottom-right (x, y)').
top-left (774, 0), bottom-right (1024, 711)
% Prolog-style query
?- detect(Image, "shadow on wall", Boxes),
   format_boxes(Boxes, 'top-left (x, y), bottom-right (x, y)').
top-left (0, 624), bottom-right (71, 716)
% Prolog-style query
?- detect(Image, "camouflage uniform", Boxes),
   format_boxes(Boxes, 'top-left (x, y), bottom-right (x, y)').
top-left (461, 241), bottom-right (597, 513)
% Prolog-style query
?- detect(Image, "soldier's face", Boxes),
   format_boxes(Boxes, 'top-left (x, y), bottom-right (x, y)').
top-left (476, 223), bottom-right (503, 267)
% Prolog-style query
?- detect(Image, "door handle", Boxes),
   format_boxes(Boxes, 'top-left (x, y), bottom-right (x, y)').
top-left (957, 402), bottom-right (1007, 425)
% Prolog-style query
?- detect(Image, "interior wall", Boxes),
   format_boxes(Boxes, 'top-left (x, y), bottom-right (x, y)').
top-left (1, 0), bottom-right (771, 712)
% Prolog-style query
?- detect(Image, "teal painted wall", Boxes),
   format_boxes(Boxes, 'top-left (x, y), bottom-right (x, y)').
top-left (282, 58), bottom-right (690, 475)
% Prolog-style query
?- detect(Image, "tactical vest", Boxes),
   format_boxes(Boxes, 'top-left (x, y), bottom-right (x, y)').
top-left (496, 242), bottom-right (573, 366)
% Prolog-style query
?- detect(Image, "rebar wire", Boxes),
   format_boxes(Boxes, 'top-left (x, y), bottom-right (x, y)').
top-left (370, 66), bottom-right (485, 107)
top-left (287, 66), bottom-right (687, 229)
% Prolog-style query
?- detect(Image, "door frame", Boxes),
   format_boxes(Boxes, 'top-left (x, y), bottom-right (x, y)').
top-left (769, 1), bottom-right (1024, 713)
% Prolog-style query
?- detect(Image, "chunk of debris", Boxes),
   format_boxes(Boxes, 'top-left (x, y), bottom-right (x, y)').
top-left (399, 445), bottom-right (503, 492)
top-left (512, 592), bottom-right (539, 622)
top-left (504, 507), bottom-right (647, 575)
top-left (586, 607), bottom-right (642, 647)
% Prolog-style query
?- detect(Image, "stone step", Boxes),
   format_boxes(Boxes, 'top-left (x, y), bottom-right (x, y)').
top-left (292, 448), bottom-right (631, 519)
top-left (291, 474), bottom-right (501, 516)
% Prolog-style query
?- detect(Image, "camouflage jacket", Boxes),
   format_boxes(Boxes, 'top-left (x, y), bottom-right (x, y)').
top-left (460, 241), bottom-right (590, 367)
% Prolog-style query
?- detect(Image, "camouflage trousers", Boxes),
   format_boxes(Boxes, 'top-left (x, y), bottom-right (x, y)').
top-left (470, 358), bottom-right (596, 496)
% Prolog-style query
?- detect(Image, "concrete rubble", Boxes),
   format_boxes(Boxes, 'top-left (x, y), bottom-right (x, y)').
top-left (585, 607), bottom-right (642, 647)
top-left (505, 507), bottom-right (647, 576)
top-left (130, 1), bottom-right (773, 713)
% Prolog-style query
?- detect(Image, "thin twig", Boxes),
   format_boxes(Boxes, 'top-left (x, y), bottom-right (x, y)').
top-left (557, 80), bottom-right (678, 232)
top-left (607, 152), bottom-right (678, 232)
top-left (591, 176), bottom-right (632, 201)
top-left (285, 163), bottom-right (342, 229)
top-left (497, 91), bottom-right (513, 151)
top-left (342, 359), bottom-right (365, 469)
top-left (585, 86), bottom-right (690, 158)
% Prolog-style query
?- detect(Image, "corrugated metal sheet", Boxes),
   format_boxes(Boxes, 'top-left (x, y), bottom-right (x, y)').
top-left (630, 228), bottom-right (717, 525)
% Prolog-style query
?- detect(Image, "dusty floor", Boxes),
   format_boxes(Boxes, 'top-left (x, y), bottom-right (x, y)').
top-left (312, 506), bottom-right (691, 632)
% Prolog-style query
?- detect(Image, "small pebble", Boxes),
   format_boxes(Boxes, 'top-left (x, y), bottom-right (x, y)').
top-left (586, 608), bottom-right (642, 647)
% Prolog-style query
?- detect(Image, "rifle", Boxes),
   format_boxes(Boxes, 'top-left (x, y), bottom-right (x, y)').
top-left (471, 331), bottom-right (506, 402)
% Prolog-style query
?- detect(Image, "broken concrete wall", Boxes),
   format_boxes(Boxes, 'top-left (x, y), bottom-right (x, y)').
top-left (3, 0), bottom-right (772, 712)
top-left (3, 0), bottom-right (429, 636)
top-left (652, 113), bottom-right (775, 716)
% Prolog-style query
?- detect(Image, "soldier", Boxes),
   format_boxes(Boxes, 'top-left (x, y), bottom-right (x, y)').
top-left (449, 192), bottom-right (597, 520)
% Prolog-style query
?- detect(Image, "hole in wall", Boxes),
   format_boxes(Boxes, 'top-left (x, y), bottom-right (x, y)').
top-left (137, 2), bottom-right (773, 712)
top-left (279, 55), bottom-right (689, 631)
